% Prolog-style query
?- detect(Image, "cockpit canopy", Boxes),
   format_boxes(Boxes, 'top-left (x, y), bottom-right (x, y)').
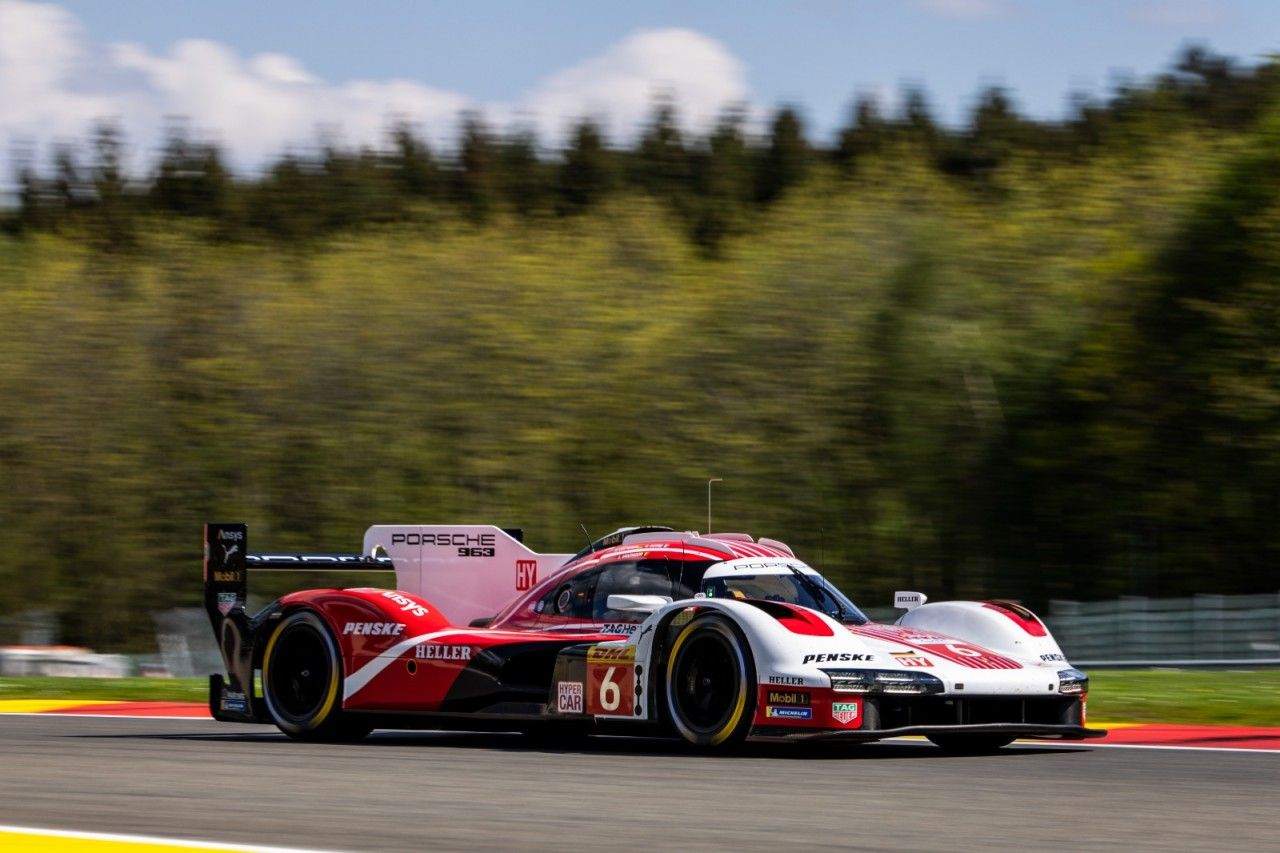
top-left (701, 558), bottom-right (869, 625)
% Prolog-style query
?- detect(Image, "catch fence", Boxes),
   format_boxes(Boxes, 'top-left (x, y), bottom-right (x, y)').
top-left (1046, 593), bottom-right (1280, 667)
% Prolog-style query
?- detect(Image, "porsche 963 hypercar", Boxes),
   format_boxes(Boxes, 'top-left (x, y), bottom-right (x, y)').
top-left (204, 522), bottom-right (1104, 750)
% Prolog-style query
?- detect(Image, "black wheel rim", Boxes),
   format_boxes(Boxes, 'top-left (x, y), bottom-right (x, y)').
top-left (673, 632), bottom-right (740, 732)
top-left (269, 625), bottom-right (332, 722)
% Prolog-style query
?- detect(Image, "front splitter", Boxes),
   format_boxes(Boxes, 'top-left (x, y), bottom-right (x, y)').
top-left (749, 722), bottom-right (1107, 743)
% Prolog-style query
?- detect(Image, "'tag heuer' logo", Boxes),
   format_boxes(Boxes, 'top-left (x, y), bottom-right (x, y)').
top-left (832, 700), bottom-right (861, 726)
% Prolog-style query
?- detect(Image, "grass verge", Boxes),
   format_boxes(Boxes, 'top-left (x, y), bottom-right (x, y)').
top-left (1086, 669), bottom-right (1280, 726)
top-left (0, 676), bottom-right (206, 703)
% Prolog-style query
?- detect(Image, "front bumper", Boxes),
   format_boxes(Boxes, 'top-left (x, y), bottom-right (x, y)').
top-left (750, 721), bottom-right (1107, 742)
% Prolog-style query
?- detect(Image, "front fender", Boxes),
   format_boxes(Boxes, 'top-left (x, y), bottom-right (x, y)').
top-left (896, 600), bottom-right (1071, 665)
top-left (634, 599), bottom-right (871, 705)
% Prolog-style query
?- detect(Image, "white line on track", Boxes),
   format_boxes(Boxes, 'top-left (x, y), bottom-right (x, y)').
top-left (0, 824), bottom-right (341, 852)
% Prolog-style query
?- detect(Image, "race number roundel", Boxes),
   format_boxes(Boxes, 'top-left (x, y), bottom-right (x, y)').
top-left (586, 645), bottom-right (635, 716)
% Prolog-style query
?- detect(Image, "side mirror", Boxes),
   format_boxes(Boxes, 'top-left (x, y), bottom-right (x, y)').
top-left (606, 594), bottom-right (672, 614)
top-left (894, 591), bottom-right (927, 611)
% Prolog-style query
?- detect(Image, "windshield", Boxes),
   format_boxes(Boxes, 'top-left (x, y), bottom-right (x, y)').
top-left (702, 571), bottom-right (868, 625)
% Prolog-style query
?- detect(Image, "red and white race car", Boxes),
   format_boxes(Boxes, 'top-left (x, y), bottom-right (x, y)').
top-left (204, 523), bottom-right (1103, 750)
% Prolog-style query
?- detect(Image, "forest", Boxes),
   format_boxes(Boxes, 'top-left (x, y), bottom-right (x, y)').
top-left (1, 46), bottom-right (1277, 650)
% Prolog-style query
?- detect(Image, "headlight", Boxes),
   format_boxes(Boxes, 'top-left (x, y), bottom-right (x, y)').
top-left (823, 669), bottom-right (944, 695)
top-left (1058, 668), bottom-right (1089, 695)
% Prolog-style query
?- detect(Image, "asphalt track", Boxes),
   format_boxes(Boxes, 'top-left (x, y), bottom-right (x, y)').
top-left (0, 716), bottom-right (1276, 852)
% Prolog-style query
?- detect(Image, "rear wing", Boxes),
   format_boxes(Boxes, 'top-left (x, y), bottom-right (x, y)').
top-left (202, 522), bottom-right (393, 722)
top-left (362, 525), bottom-right (571, 626)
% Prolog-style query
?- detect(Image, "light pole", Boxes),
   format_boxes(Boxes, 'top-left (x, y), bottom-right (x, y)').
top-left (707, 478), bottom-right (723, 534)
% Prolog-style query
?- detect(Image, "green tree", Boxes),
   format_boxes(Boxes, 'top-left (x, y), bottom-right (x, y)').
top-left (835, 94), bottom-right (886, 173)
top-left (454, 112), bottom-right (498, 224)
top-left (558, 118), bottom-right (613, 214)
top-left (755, 106), bottom-right (808, 204)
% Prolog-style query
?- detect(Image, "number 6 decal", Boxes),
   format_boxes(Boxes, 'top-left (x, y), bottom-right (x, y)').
top-left (586, 646), bottom-right (636, 716)
top-left (944, 642), bottom-right (983, 657)
top-left (599, 666), bottom-right (620, 711)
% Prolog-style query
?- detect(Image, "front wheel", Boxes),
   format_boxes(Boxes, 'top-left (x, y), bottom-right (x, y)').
top-left (926, 733), bottom-right (1016, 753)
top-left (262, 610), bottom-right (370, 742)
top-left (664, 613), bottom-right (756, 747)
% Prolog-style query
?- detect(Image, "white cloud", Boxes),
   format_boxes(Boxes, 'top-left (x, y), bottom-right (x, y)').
top-left (0, 1), bottom-right (751, 176)
top-left (521, 28), bottom-right (749, 143)
top-left (0, 1), bottom-right (116, 143)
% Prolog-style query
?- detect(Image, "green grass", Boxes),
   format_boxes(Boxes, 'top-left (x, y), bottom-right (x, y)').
top-left (1, 670), bottom-right (1277, 727)
top-left (1086, 669), bottom-right (1280, 727)
top-left (0, 677), bottom-right (207, 703)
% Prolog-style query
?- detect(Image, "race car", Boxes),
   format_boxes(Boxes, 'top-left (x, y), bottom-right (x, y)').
top-left (203, 522), bottom-right (1104, 750)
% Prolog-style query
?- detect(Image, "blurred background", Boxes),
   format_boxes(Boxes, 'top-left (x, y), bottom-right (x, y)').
top-left (0, 1), bottom-right (1278, 662)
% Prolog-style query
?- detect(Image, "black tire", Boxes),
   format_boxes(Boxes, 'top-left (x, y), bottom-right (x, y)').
top-left (664, 613), bottom-right (756, 747)
top-left (262, 610), bottom-right (371, 742)
top-left (926, 733), bottom-right (1016, 753)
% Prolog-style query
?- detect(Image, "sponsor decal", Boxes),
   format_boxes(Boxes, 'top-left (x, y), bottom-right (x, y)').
top-left (892, 650), bottom-right (933, 667)
top-left (217, 528), bottom-right (244, 542)
top-left (219, 688), bottom-right (248, 714)
top-left (735, 561), bottom-right (785, 570)
top-left (381, 590), bottom-right (429, 618)
top-left (767, 676), bottom-right (806, 686)
top-left (766, 706), bottom-right (813, 720)
top-left (587, 645), bottom-right (637, 663)
top-left (852, 625), bottom-right (1023, 670)
top-left (767, 691), bottom-right (811, 706)
top-left (557, 681), bottom-right (584, 714)
top-left (414, 644), bottom-right (472, 661)
top-left (391, 531), bottom-right (496, 558)
top-left (343, 622), bottom-right (405, 636)
top-left (212, 570), bottom-right (242, 583)
top-left (1040, 653), bottom-right (1066, 662)
top-left (602, 623), bottom-right (642, 636)
top-left (216, 591), bottom-right (238, 615)
top-left (802, 653), bottom-right (874, 664)
top-left (221, 543), bottom-right (239, 561)
top-left (516, 559), bottom-right (537, 591)
top-left (587, 661), bottom-right (635, 716)
top-left (832, 700), bottom-right (862, 726)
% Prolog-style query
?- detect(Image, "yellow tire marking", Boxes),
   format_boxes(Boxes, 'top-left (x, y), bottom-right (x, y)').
top-left (262, 614), bottom-right (340, 730)
top-left (668, 619), bottom-right (749, 745)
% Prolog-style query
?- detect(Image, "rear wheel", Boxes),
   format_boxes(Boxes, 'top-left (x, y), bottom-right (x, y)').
top-left (262, 610), bottom-right (371, 742)
top-left (926, 733), bottom-right (1016, 753)
top-left (664, 613), bottom-right (755, 747)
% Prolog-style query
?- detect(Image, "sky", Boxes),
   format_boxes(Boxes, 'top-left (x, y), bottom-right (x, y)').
top-left (1, 0), bottom-right (1278, 175)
